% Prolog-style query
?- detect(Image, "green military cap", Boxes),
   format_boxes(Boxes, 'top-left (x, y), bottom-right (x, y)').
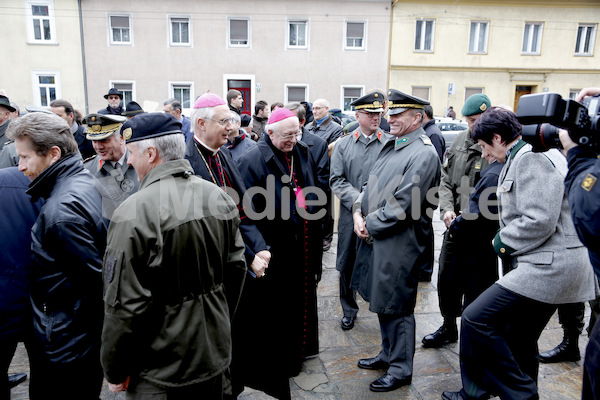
top-left (387, 89), bottom-right (429, 115)
top-left (461, 94), bottom-right (491, 117)
top-left (350, 91), bottom-right (385, 112)
top-left (83, 113), bottom-right (127, 140)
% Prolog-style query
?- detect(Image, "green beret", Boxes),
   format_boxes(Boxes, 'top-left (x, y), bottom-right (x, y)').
top-left (461, 94), bottom-right (491, 116)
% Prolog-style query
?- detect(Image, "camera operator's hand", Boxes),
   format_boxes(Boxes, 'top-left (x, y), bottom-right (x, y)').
top-left (576, 87), bottom-right (600, 102)
top-left (559, 128), bottom-right (578, 154)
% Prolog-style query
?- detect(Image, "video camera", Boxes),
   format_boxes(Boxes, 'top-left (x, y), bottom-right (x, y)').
top-left (515, 92), bottom-right (600, 152)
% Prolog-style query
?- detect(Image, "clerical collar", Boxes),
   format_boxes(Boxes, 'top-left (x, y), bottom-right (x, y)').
top-left (194, 136), bottom-right (219, 155)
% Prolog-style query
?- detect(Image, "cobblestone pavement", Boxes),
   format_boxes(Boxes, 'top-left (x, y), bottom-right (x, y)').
top-left (9, 211), bottom-right (589, 399)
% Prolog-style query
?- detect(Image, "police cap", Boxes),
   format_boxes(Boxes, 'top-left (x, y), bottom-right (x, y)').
top-left (387, 89), bottom-right (429, 116)
top-left (83, 113), bottom-right (127, 141)
top-left (350, 91), bottom-right (385, 112)
top-left (121, 112), bottom-right (182, 143)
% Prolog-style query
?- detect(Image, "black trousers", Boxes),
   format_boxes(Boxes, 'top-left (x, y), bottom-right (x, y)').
top-left (460, 284), bottom-right (556, 400)
top-left (438, 230), bottom-right (499, 319)
top-left (583, 320), bottom-right (600, 399)
top-left (0, 340), bottom-right (17, 400)
top-left (127, 372), bottom-right (228, 400)
top-left (415, 221), bottom-right (434, 280)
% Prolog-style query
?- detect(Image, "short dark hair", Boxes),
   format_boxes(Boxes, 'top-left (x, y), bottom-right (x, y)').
top-left (270, 102), bottom-right (284, 112)
top-left (50, 99), bottom-right (74, 115)
top-left (227, 89), bottom-right (242, 104)
top-left (472, 107), bottom-right (522, 145)
top-left (254, 100), bottom-right (268, 115)
top-left (423, 105), bottom-right (434, 119)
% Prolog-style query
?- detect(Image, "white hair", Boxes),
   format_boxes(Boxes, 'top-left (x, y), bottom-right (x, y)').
top-left (192, 106), bottom-right (217, 131)
top-left (133, 134), bottom-right (186, 162)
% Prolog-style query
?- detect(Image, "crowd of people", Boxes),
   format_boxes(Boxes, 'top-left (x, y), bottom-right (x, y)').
top-left (0, 84), bottom-right (599, 400)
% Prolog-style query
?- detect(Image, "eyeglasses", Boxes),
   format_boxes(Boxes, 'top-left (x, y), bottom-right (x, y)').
top-left (275, 131), bottom-right (301, 140)
top-left (206, 117), bottom-right (234, 127)
top-left (312, 106), bottom-right (326, 111)
top-left (358, 111), bottom-right (381, 119)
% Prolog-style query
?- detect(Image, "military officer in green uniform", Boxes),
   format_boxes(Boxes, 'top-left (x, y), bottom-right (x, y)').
top-left (421, 93), bottom-right (491, 348)
top-left (352, 90), bottom-right (441, 392)
top-left (83, 113), bottom-right (139, 220)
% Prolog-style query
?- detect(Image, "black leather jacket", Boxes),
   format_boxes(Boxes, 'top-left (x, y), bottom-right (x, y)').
top-left (27, 154), bottom-right (108, 363)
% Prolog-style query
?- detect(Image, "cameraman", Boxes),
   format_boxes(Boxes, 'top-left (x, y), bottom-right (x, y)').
top-left (559, 87), bottom-right (600, 400)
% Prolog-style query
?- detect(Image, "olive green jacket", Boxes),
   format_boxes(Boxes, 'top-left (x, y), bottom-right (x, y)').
top-left (101, 159), bottom-right (247, 387)
top-left (438, 129), bottom-right (489, 218)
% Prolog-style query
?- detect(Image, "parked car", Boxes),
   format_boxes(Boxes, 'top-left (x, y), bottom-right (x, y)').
top-left (435, 117), bottom-right (468, 150)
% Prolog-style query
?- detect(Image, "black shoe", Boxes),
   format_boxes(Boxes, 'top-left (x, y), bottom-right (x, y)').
top-left (8, 373), bottom-right (27, 389)
top-left (422, 324), bottom-right (458, 348)
top-left (322, 239), bottom-right (332, 252)
top-left (442, 391), bottom-right (465, 400)
top-left (418, 272), bottom-right (432, 282)
top-left (539, 335), bottom-right (581, 363)
top-left (341, 316), bottom-right (355, 330)
top-left (358, 355), bottom-right (389, 370)
top-left (369, 373), bottom-right (412, 392)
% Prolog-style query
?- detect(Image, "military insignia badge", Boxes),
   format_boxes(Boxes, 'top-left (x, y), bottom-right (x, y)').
top-left (420, 135), bottom-right (433, 145)
top-left (121, 179), bottom-right (135, 192)
top-left (475, 161), bottom-right (481, 170)
top-left (123, 127), bottom-right (133, 141)
top-left (480, 103), bottom-right (487, 112)
top-left (582, 173), bottom-right (597, 192)
top-left (104, 255), bottom-right (116, 283)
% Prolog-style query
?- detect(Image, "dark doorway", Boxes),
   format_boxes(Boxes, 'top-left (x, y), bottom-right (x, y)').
top-left (514, 86), bottom-right (533, 111)
top-left (228, 80), bottom-right (251, 116)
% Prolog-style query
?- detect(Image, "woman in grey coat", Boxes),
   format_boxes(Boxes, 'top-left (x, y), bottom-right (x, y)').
top-left (442, 107), bottom-right (597, 400)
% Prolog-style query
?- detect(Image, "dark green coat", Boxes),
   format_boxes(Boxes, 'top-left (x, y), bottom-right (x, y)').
top-left (101, 159), bottom-right (246, 387)
top-left (438, 129), bottom-right (488, 217)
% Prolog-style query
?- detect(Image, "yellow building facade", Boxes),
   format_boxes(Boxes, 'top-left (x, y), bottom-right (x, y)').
top-left (389, 0), bottom-right (600, 118)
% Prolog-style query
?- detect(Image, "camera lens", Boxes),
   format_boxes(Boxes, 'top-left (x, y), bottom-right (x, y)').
top-left (521, 123), bottom-right (562, 152)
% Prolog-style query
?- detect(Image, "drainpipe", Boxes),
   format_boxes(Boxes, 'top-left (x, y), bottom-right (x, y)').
top-left (387, 0), bottom-right (400, 90)
top-left (78, 0), bottom-right (89, 114)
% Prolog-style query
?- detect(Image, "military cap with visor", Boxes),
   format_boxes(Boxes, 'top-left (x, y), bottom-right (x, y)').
top-left (387, 89), bottom-right (429, 116)
top-left (350, 91), bottom-right (385, 113)
top-left (461, 94), bottom-right (491, 117)
top-left (83, 113), bottom-right (127, 141)
top-left (121, 112), bottom-right (182, 144)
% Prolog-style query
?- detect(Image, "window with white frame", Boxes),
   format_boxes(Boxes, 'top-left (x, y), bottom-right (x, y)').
top-left (522, 22), bottom-right (543, 55)
top-left (109, 15), bottom-right (132, 45)
top-left (32, 71), bottom-right (60, 107)
top-left (171, 83), bottom-right (193, 109)
top-left (286, 85), bottom-right (308, 103)
top-left (111, 82), bottom-right (134, 105)
top-left (342, 87), bottom-right (363, 111)
top-left (415, 19), bottom-right (435, 52)
top-left (569, 89), bottom-right (582, 100)
top-left (465, 87), bottom-right (484, 100)
top-left (288, 20), bottom-right (308, 49)
top-left (26, 1), bottom-right (57, 44)
top-left (468, 21), bottom-right (489, 54)
top-left (575, 23), bottom-right (597, 56)
top-left (170, 16), bottom-right (191, 46)
top-left (345, 21), bottom-right (365, 50)
top-left (412, 86), bottom-right (431, 102)
top-left (229, 18), bottom-right (249, 47)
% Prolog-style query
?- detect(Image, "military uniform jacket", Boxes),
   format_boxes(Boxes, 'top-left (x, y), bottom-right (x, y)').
top-left (101, 159), bottom-right (247, 386)
top-left (438, 129), bottom-right (488, 217)
top-left (493, 142), bottom-right (597, 304)
top-left (84, 150), bottom-right (139, 220)
top-left (565, 146), bottom-right (600, 278)
top-left (330, 129), bottom-right (388, 272)
top-left (353, 127), bottom-right (441, 315)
